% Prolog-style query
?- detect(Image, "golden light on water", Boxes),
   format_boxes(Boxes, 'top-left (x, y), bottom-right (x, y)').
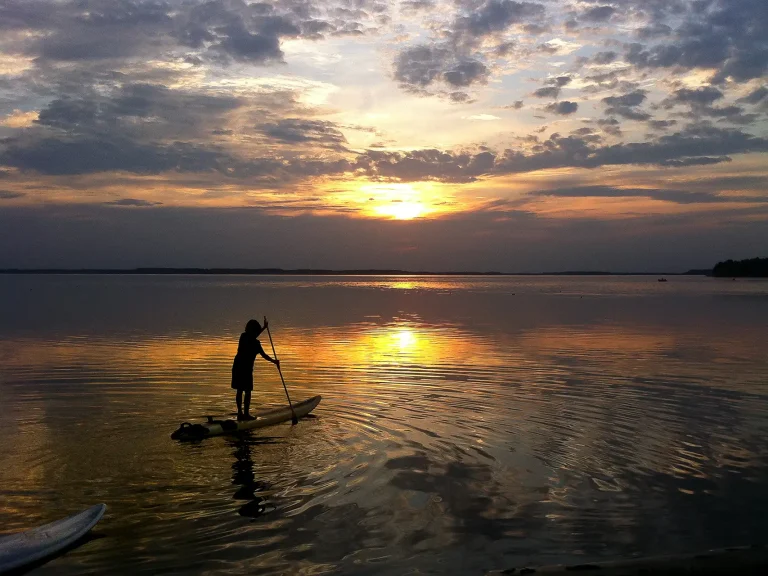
top-left (393, 327), bottom-right (417, 350)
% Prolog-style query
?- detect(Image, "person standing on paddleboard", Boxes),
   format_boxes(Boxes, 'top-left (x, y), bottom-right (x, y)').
top-left (232, 318), bottom-right (279, 421)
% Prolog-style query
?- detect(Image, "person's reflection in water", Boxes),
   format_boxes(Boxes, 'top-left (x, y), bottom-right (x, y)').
top-left (230, 434), bottom-right (274, 519)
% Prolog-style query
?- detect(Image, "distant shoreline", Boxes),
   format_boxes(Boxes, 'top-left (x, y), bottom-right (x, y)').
top-left (0, 268), bottom-right (712, 276)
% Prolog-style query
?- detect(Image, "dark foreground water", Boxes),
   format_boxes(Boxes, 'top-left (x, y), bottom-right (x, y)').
top-left (1, 274), bottom-right (768, 575)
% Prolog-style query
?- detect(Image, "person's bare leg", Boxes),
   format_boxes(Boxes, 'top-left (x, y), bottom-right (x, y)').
top-left (236, 390), bottom-right (243, 419)
top-left (243, 391), bottom-right (255, 420)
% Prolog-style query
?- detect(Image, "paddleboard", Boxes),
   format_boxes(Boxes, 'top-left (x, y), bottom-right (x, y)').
top-left (171, 395), bottom-right (321, 441)
top-left (0, 504), bottom-right (106, 574)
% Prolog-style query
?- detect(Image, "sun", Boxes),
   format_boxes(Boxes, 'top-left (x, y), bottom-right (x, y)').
top-left (358, 182), bottom-right (434, 220)
top-left (374, 201), bottom-right (427, 220)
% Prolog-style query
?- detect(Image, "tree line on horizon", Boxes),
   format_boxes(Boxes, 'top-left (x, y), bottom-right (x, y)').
top-left (712, 257), bottom-right (768, 277)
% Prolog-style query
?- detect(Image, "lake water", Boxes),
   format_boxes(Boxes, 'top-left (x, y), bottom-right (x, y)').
top-left (1, 274), bottom-right (768, 575)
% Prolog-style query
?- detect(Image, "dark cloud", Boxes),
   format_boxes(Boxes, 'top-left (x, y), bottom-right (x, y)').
top-left (259, 118), bottom-right (348, 149)
top-left (105, 198), bottom-right (163, 207)
top-left (603, 90), bottom-right (647, 108)
top-left (356, 149), bottom-right (496, 183)
top-left (662, 87), bottom-right (724, 107)
top-left (659, 86), bottom-right (758, 124)
top-left (394, 45), bottom-right (450, 87)
top-left (685, 174), bottom-right (768, 190)
top-left (657, 156), bottom-right (731, 167)
top-left (34, 83), bottom-right (243, 139)
top-left (394, 45), bottom-right (488, 90)
top-left (355, 125), bottom-right (768, 183)
top-left (737, 86), bottom-right (768, 104)
top-left (503, 100), bottom-right (524, 109)
top-left (592, 51), bottom-right (617, 64)
top-left (624, 0), bottom-right (768, 83)
top-left (597, 117), bottom-right (623, 136)
top-left (443, 60), bottom-right (488, 87)
top-left (0, 190), bottom-right (25, 199)
top-left (602, 89), bottom-right (651, 120)
top-left (495, 40), bottom-right (516, 56)
top-left (210, 19), bottom-right (293, 63)
top-left (580, 70), bottom-right (639, 94)
top-left (637, 23), bottom-right (673, 39)
top-left (530, 184), bottom-right (768, 204)
top-left (648, 119), bottom-right (678, 130)
top-left (1, 136), bottom-right (226, 176)
top-left (6, 121), bottom-right (767, 184)
top-left (393, 0), bottom-right (544, 96)
top-left (12, 0), bottom-right (176, 62)
top-left (533, 86), bottom-right (561, 98)
top-left (456, 0), bottom-right (546, 38)
top-left (546, 101), bottom-right (579, 115)
top-left (497, 125), bottom-right (768, 172)
top-left (581, 6), bottom-right (616, 22)
top-left (3, 0), bottom-right (389, 67)
top-left (532, 75), bottom-right (572, 98)
top-left (449, 91), bottom-right (473, 103)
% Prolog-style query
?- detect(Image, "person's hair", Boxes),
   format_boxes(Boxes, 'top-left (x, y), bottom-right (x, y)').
top-left (245, 319), bottom-right (262, 334)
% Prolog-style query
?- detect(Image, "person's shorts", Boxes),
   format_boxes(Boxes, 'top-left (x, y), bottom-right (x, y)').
top-left (231, 370), bottom-right (253, 391)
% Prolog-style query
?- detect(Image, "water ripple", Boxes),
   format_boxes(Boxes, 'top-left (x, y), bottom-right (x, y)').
top-left (1, 276), bottom-right (768, 574)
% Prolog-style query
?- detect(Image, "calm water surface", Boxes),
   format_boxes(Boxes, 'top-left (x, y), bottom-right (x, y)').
top-left (1, 275), bottom-right (768, 574)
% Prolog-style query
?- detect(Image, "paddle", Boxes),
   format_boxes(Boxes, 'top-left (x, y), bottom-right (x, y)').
top-left (264, 316), bottom-right (299, 425)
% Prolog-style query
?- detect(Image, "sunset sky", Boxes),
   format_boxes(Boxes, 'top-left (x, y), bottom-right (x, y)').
top-left (1, 0), bottom-right (767, 271)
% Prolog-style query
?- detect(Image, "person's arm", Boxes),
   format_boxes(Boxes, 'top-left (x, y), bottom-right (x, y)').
top-left (257, 340), bottom-right (279, 366)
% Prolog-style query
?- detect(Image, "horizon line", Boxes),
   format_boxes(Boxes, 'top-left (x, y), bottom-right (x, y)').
top-left (0, 267), bottom-right (712, 276)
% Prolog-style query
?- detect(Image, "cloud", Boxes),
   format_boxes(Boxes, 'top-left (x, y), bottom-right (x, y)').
top-left (3, 0), bottom-right (389, 68)
top-left (581, 6), bottom-right (616, 23)
top-left (455, 0), bottom-right (546, 38)
top-left (592, 51), bottom-right (618, 65)
top-left (602, 89), bottom-right (651, 120)
top-left (105, 198), bottom-right (163, 207)
top-left (209, 19), bottom-right (294, 64)
top-left (529, 185), bottom-right (768, 204)
top-left (465, 114), bottom-right (501, 120)
top-left (394, 44), bottom-right (489, 91)
top-left (5, 120), bottom-right (767, 186)
top-left (443, 60), bottom-right (489, 87)
top-left (33, 83), bottom-right (244, 139)
top-left (1, 136), bottom-right (226, 176)
top-left (0, 190), bottom-right (25, 199)
top-left (648, 119), bottom-right (678, 130)
top-left (392, 0), bottom-right (546, 96)
top-left (662, 87), bottom-right (724, 107)
top-left (355, 126), bottom-right (768, 182)
top-left (532, 75), bottom-right (572, 98)
top-left (657, 156), bottom-right (731, 167)
top-left (624, 0), bottom-right (768, 83)
top-left (356, 149), bottom-right (496, 183)
top-left (737, 86), bottom-right (768, 104)
top-left (533, 86), bottom-right (561, 98)
top-left (659, 86), bottom-right (758, 124)
top-left (259, 118), bottom-right (348, 149)
top-left (545, 101), bottom-right (578, 115)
